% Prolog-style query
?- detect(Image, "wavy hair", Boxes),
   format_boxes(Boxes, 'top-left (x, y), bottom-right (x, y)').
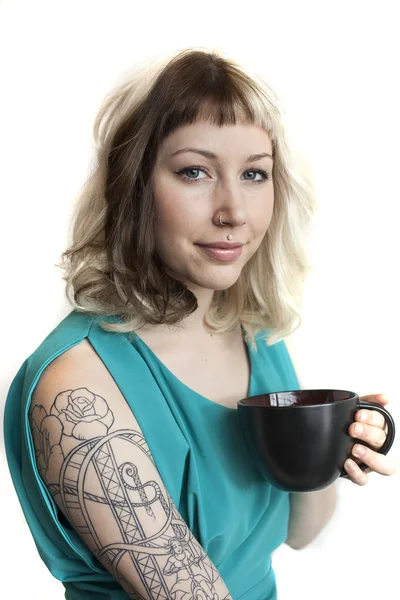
top-left (60, 46), bottom-right (319, 348)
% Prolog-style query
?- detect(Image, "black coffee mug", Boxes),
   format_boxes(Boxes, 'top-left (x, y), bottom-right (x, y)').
top-left (237, 389), bottom-right (396, 492)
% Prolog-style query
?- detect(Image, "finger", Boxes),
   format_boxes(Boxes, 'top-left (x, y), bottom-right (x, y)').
top-left (349, 422), bottom-right (387, 449)
top-left (359, 393), bottom-right (390, 406)
top-left (356, 408), bottom-right (386, 429)
top-left (352, 444), bottom-right (397, 476)
top-left (343, 458), bottom-right (368, 485)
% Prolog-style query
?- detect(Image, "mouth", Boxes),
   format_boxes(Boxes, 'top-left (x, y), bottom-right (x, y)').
top-left (195, 242), bottom-right (245, 262)
top-left (197, 241), bottom-right (244, 249)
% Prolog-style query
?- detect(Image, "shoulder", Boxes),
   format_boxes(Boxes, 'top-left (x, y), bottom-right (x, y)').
top-left (31, 338), bottom-right (125, 418)
top-left (24, 309), bottom-right (135, 405)
top-left (39, 337), bottom-right (100, 374)
top-left (20, 311), bottom-right (98, 385)
top-left (5, 311), bottom-right (99, 428)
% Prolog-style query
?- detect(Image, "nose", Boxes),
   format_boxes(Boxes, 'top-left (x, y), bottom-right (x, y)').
top-left (213, 180), bottom-right (247, 228)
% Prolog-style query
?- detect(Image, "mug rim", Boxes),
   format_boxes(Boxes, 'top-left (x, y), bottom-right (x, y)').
top-left (237, 388), bottom-right (359, 409)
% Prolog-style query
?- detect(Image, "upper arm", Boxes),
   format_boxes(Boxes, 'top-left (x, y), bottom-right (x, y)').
top-left (29, 339), bottom-right (229, 599)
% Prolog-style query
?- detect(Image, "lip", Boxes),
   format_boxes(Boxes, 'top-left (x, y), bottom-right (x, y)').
top-left (197, 241), bottom-right (245, 249)
top-left (196, 242), bottom-right (244, 262)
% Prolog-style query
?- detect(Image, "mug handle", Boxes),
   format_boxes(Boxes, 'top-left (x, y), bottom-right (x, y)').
top-left (341, 400), bottom-right (396, 479)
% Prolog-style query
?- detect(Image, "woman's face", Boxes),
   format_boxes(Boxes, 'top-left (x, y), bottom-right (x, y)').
top-left (172, 541), bottom-right (183, 553)
top-left (151, 120), bottom-right (274, 292)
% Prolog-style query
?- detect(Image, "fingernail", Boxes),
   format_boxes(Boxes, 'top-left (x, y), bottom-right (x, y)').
top-left (359, 411), bottom-right (368, 422)
top-left (354, 424), bottom-right (363, 436)
top-left (353, 444), bottom-right (366, 457)
top-left (346, 459), bottom-right (356, 470)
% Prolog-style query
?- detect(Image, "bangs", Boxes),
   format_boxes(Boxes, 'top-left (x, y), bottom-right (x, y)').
top-left (149, 50), bottom-right (278, 147)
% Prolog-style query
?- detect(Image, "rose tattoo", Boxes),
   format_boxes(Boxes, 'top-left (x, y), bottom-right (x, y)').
top-left (50, 387), bottom-right (115, 440)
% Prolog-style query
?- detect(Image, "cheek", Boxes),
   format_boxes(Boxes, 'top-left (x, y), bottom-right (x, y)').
top-left (251, 196), bottom-right (274, 234)
top-left (154, 192), bottom-right (206, 241)
top-left (155, 206), bottom-right (188, 242)
top-left (153, 201), bottom-right (192, 261)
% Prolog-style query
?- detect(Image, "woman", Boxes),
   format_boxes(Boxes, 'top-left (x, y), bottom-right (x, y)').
top-left (4, 47), bottom-right (395, 600)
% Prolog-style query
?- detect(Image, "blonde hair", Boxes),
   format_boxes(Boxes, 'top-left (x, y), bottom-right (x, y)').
top-left (60, 46), bottom-right (319, 349)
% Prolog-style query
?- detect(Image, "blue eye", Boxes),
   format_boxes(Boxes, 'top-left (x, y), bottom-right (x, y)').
top-left (177, 167), bottom-right (207, 183)
top-left (242, 169), bottom-right (271, 184)
top-left (175, 166), bottom-right (271, 185)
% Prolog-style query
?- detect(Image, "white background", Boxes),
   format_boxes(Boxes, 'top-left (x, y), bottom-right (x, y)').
top-left (1, 1), bottom-right (399, 598)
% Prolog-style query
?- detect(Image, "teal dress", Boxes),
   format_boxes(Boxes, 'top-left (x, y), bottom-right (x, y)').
top-left (4, 310), bottom-right (300, 600)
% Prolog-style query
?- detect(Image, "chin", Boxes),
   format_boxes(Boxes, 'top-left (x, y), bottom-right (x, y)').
top-left (187, 269), bottom-right (242, 291)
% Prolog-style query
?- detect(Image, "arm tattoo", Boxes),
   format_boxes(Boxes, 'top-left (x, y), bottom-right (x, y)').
top-left (29, 387), bottom-right (229, 600)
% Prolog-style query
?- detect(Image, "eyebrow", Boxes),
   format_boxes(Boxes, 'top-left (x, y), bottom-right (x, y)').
top-left (170, 147), bottom-right (273, 162)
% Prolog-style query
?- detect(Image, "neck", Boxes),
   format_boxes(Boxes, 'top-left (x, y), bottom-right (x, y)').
top-left (136, 283), bottom-right (218, 339)
top-left (177, 283), bottom-right (215, 333)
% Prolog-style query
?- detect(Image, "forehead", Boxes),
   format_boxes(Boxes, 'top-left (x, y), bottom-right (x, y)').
top-left (158, 121), bottom-right (273, 161)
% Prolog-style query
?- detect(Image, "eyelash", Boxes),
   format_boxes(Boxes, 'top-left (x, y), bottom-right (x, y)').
top-left (175, 165), bottom-right (271, 185)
